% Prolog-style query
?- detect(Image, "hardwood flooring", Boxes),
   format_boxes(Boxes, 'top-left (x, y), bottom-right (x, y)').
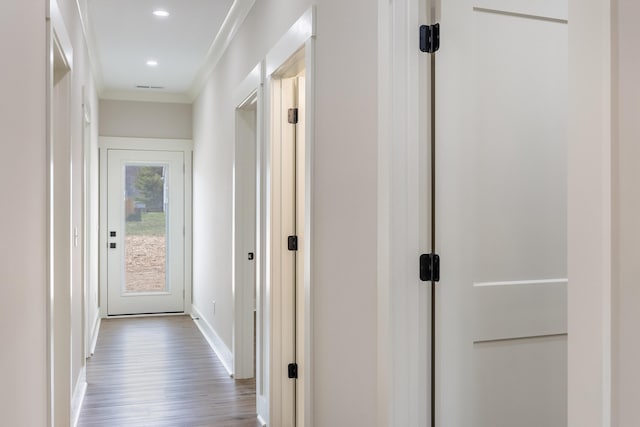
top-left (77, 315), bottom-right (260, 427)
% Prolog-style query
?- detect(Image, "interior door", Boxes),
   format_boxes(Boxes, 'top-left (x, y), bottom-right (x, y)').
top-left (435, 1), bottom-right (568, 426)
top-left (107, 149), bottom-right (185, 315)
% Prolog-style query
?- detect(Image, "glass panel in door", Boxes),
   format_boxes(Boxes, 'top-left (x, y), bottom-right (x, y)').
top-left (124, 164), bottom-right (168, 293)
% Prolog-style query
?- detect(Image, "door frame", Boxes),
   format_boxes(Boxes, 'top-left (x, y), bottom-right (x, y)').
top-left (264, 8), bottom-right (315, 427)
top-left (233, 63), bottom-right (267, 422)
top-left (377, 0), bottom-right (431, 425)
top-left (99, 137), bottom-right (193, 318)
top-left (233, 74), bottom-right (259, 381)
top-left (377, 0), bottom-right (616, 426)
top-left (47, 0), bottom-right (74, 424)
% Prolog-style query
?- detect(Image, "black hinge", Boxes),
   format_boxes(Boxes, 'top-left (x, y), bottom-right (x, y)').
top-left (420, 253), bottom-right (440, 282)
top-left (288, 108), bottom-right (299, 124)
top-left (288, 235), bottom-right (298, 251)
top-left (288, 363), bottom-right (298, 379)
top-left (419, 23), bottom-right (440, 53)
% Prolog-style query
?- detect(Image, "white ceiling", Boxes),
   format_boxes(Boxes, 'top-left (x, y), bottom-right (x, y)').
top-left (87, 0), bottom-right (234, 100)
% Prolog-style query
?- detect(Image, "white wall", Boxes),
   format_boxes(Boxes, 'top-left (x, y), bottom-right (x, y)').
top-left (0, 2), bottom-right (48, 425)
top-left (613, 0), bottom-right (640, 424)
top-left (193, 0), bottom-right (378, 425)
top-left (99, 99), bottom-right (192, 139)
top-left (193, 0), bottom-right (312, 365)
top-left (313, 2), bottom-right (377, 424)
top-left (0, 0), bottom-right (97, 424)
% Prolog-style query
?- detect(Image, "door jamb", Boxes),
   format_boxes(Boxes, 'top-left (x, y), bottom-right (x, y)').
top-left (377, 0), bottom-right (432, 425)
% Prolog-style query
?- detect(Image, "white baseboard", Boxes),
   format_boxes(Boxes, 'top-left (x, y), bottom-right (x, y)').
top-left (89, 310), bottom-right (101, 356)
top-left (191, 304), bottom-right (233, 376)
top-left (71, 367), bottom-right (87, 427)
top-left (257, 395), bottom-right (269, 426)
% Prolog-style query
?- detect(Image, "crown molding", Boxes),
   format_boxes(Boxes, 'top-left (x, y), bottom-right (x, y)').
top-left (75, 0), bottom-right (104, 93)
top-left (187, 0), bottom-right (257, 101)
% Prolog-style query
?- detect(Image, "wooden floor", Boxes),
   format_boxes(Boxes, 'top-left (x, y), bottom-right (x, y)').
top-left (77, 316), bottom-right (260, 427)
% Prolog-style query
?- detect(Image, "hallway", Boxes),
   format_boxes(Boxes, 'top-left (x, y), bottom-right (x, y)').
top-left (77, 316), bottom-right (259, 427)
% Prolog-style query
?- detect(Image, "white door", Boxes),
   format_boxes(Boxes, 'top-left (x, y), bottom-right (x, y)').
top-left (107, 149), bottom-right (185, 315)
top-left (435, 2), bottom-right (568, 426)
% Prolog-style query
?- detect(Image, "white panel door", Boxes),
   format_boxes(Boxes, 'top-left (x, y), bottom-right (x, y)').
top-left (107, 149), bottom-right (184, 315)
top-left (435, 2), bottom-right (567, 426)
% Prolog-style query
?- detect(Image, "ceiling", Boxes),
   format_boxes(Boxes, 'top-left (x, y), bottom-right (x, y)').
top-left (87, 0), bottom-right (235, 100)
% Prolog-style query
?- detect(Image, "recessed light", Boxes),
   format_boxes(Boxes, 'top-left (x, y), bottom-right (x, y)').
top-left (146, 60), bottom-right (158, 67)
top-left (153, 10), bottom-right (170, 17)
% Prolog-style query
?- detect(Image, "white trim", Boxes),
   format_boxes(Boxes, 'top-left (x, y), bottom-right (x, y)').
top-left (301, 34), bottom-right (315, 427)
top-left (257, 415), bottom-right (267, 427)
top-left (377, 0), bottom-right (429, 425)
top-left (567, 0), bottom-right (613, 426)
top-left (73, 0), bottom-right (104, 93)
top-left (255, 61), bottom-right (269, 425)
top-left (82, 89), bottom-right (94, 362)
top-left (47, 3), bottom-right (74, 424)
top-left (88, 312), bottom-right (101, 356)
top-left (99, 137), bottom-right (193, 151)
top-left (184, 149), bottom-right (193, 315)
top-left (70, 368), bottom-right (87, 427)
top-left (233, 73), bottom-right (260, 380)
top-left (49, 0), bottom-right (73, 71)
top-left (191, 305), bottom-right (233, 376)
top-left (188, 0), bottom-right (257, 100)
top-left (99, 147), bottom-right (108, 319)
top-left (234, 63), bottom-right (262, 108)
top-left (106, 312), bottom-right (185, 319)
top-left (265, 8), bottom-right (315, 77)
top-left (100, 89), bottom-right (191, 104)
top-left (473, 278), bottom-right (568, 287)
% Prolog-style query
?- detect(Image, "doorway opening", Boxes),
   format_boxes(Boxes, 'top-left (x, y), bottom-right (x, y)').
top-left (233, 89), bottom-right (258, 382)
top-left (269, 47), bottom-right (307, 427)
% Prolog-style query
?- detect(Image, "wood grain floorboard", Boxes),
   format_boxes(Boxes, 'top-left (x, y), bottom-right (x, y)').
top-left (77, 316), bottom-right (260, 427)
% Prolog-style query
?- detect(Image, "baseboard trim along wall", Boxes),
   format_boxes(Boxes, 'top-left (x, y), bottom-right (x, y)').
top-left (71, 367), bottom-right (87, 427)
top-left (191, 304), bottom-right (233, 376)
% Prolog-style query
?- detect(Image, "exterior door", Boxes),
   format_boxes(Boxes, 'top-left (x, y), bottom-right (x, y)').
top-left (107, 149), bottom-right (185, 315)
top-left (435, 1), bottom-right (568, 426)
